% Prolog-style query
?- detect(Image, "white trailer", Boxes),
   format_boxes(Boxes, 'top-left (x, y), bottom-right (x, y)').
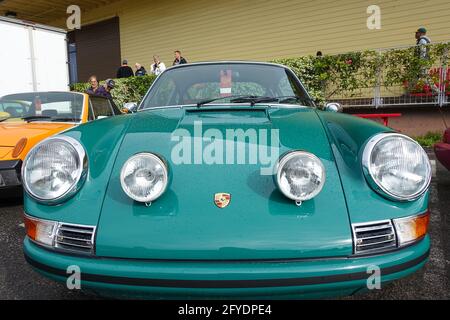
top-left (0, 16), bottom-right (69, 97)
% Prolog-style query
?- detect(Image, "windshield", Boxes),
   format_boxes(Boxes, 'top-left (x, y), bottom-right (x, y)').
top-left (0, 92), bottom-right (84, 122)
top-left (140, 63), bottom-right (314, 110)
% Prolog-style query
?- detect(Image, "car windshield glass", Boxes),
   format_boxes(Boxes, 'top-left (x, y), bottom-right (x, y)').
top-left (0, 92), bottom-right (84, 122)
top-left (140, 63), bottom-right (314, 110)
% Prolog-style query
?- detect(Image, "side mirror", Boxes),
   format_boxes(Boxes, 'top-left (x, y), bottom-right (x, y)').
top-left (324, 102), bottom-right (343, 113)
top-left (122, 102), bottom-right (138, 114)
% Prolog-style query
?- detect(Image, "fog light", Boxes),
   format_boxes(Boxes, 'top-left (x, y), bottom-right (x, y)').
top-left (24, 215), bottom-right (56, 246)
top-left (393, 211), bottom-right (430, 246)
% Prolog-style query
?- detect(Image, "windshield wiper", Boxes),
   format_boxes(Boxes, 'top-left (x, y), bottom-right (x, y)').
top-left (195, 95), bottom-right (313, 108)
top-left (22, 116), bottom-right (52, 122)
top-left (271, 96), bottom-right (316, 106)
top-left (196, 95), bottom-right (253, 107)
top-left (275, 96), bottom-right (303, 103)
top-left (229, 96), bottom-right (279, 106)
top-left (51, 118), bottom-right (81, 122)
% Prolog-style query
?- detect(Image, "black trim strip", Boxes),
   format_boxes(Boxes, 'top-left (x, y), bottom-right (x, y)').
top-left (0, 160), bottom-right (21, 170)
top-left (185, 107), bottom-right (267, 113)
top-left (24, 250), bottom-right (429, 289)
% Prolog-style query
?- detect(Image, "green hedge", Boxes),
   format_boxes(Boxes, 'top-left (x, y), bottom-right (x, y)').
top-left (71, 75), bottom-right (156, 107)
top-left (273, 42), bottom-right (450, 104)
top-left (71, 43), bottom-right (450, 106)
top-left (414, 131), bottom-right (443, 147)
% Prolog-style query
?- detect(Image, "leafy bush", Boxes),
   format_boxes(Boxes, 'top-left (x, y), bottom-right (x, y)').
top-left (273, 52), bottom-right (382, 106)
top-left (272, 56), bottom-right (326, 105)
top-left (70, 75), bottom-right (157, 107)
top-left (414, 131), bottom-right (443, 147)
top-left (272, 42), bottom-right (450, 106)
top-left (71, 42), bottom-right (450, 108)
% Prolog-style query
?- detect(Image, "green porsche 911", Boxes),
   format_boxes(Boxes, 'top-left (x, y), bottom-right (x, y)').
top-left (22, 62), bottom-right (431, 299)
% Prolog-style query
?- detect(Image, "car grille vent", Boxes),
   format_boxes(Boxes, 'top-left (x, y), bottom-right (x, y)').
top-left (55, 223), bottom-right (95, 254)
top-left (352, 220), bottom-right (397, 254)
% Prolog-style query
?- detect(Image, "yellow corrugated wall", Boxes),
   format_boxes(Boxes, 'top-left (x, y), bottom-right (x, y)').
top-left (52, 0), bottom-right (450, 67)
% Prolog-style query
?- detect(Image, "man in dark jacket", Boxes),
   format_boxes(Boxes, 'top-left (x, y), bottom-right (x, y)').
top-left (99, 79), bottom-right (115, 100)
top-left (116, 60), bottom-right (134, 78)
top-left (173, 50), bottom-right (187, 66)
top-left (135, 63), bottom-right (147, 76)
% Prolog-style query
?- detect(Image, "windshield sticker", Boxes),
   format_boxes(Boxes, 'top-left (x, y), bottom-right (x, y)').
top-left (220, 70), bottom-right (232, 97)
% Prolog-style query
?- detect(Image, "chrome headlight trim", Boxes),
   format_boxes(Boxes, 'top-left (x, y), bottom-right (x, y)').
top-left (276, 150), bottom-right (326, 202)
top-left (120, 152), bottom-right (169, 203)
top-left (362, 133), bottom-right (431, 202)
top-left (22, 136), bottom-right (88, 205)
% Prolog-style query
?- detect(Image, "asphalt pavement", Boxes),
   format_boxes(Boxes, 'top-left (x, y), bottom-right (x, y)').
top-left (0, 151), bottom-right (448, 300)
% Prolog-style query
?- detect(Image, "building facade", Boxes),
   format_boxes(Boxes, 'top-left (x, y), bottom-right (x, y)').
top-left (1, 0), bottom-right (449, 81)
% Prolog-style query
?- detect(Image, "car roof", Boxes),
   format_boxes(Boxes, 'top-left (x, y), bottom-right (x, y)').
top-left (167, 60), bottom-right (289, 71)
top-left (1, 91), bottom-right (85, 100)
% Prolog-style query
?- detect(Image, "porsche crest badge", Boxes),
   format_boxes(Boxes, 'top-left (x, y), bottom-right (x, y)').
top-left (214, 193), bottom-right (231, 208)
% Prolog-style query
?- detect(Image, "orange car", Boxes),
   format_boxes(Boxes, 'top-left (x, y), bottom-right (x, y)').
top-left (0, 91), bottom-right (123, 197)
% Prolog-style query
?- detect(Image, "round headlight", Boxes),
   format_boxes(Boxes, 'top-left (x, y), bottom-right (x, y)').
top-left (120, 153), bottom-right (168, 203)
top-left (22, 136), bottom-right (87, 204)
top-left (362, 133), bottom-right (431, 201)
top-left (276, 151), bottom-right (326, 202)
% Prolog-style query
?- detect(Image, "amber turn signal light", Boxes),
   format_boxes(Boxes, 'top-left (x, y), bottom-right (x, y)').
top-left (24, 215), bottom-right (37, 240)
top-left (12, 138), bottom-right (27, 158)
top-left (24, 214), bottom-right (56, 246)
top-left (394, 211), bottom-right (430, 246)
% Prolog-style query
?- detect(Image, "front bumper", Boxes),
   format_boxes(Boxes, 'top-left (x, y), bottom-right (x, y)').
top-left (0, 160), bottom-right (22, 193)
top-left (23, 236), bottom-right (430, 299)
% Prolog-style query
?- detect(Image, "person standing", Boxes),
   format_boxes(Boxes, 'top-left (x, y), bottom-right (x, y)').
top-left (99, 79), bottom-right (115, 100)
top-left (116, 60), bottom-right (134, 78)
top-left (151, 55), bottom-right (166, 76)
top-left (413, 27), bottom-right (437, 93)
top-left (173, 50), bottom-right (187, 66)
top-left (85, 75), bottom-right (105, 95)
top-left (415, 27), bottom-right (431, 59)
top-left (135, 63), bottom-right (147, 76)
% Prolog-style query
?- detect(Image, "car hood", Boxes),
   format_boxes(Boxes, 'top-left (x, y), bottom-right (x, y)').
top-left (0, 146), bottom-right (13, 159)
top-left (91, 106), bottom-right (353, 260)
top-left (0, 121), bottom-right (74, 147)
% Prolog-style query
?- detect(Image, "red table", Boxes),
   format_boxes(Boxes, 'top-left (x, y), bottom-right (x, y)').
top-left (354, 113), bottom-right (402, 126)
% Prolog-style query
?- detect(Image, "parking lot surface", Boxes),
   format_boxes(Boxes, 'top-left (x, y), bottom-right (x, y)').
top-left (0, 151), bottom-right (448, 300)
